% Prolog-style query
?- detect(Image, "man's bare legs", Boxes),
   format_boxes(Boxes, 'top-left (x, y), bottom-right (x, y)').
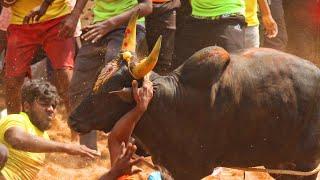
top-left (5, 76), bottom-right (25, 114)
top-left (54, 69), bottom-right (72, 113)
top-left (6, 69), bottom-right (74, 112)
top-left (53, 69), bottom-right (78, 141)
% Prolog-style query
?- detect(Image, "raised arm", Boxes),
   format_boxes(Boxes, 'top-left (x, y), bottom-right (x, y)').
top-left (82, 0), bottom-right (152, 42)
top-left (108, 75), bottom-right (153, 166)
top-left (4, 127), bottom-right (100, 158)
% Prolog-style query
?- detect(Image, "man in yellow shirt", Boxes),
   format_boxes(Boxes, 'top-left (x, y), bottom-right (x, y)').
top-left (0, 79), bottom-right (100, 180)
top-left (0, 0), bottom-right (74, 117)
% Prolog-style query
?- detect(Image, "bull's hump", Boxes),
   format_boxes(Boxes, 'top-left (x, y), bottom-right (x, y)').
top-left (179, 46), bottom-right (231, 89)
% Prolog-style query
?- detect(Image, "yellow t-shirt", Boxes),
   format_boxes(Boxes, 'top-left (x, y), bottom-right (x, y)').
top-left (245, 0), bottom-right (259, 26)
top-left (0, 112), bottom-right (50, 180)
top-left (10, 0), bottom-right (70, 24)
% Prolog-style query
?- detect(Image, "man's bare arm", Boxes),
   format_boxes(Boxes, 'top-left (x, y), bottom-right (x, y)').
top-left (108, 99), bottom-right (145, 165)
top-left (258, 0), bottom-right (278, 38)
top-left (103, 0), bottom-right (152, 29)
top-left (71, 0), bottom-right (89, 19)
top-left (4, 127), bottom-right (100, 158)
top-left (23, 0), bottom-right (56, 24)
top-left (108, 75), bottom-right (153, 166)
top-left (82, 0), bottom-right (152, 42)
top-left (58, 0), bottom-right (89, 38)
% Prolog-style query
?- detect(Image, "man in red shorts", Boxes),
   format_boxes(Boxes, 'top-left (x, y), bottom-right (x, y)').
top-left (0, 0), bottom-right (74, 114)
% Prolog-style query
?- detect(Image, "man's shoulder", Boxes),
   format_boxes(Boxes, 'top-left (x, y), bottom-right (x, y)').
top-left (0, 113), bottom-right (28, 130)
top-left (1, 114), bottom-right (26, 122)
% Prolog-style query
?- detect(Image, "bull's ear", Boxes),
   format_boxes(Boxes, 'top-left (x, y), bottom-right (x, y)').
top-left (109, 87), bottom-right (134, 103)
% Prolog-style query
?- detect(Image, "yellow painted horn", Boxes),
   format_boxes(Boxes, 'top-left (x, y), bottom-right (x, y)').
top-left (121, 10), bottom-right (139, 52)
top-left (129, 36), bottom-right (162, 79)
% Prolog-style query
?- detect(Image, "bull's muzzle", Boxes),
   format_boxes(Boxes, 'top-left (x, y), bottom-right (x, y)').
top-left (68, 115), bottom-right (92, 134)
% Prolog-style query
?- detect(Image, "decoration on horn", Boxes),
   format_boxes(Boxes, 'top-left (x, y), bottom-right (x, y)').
top-left (121, 10), bottom-right (139, 54)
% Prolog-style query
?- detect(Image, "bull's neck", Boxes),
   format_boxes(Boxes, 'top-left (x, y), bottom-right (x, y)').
top-left (134, 71), bottom-right (185, 162)
top-left (148, 70), bottom-right (185, 104)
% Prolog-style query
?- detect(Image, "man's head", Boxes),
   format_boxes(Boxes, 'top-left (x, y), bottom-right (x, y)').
top-left (22, 79), bottom-right (60, 131)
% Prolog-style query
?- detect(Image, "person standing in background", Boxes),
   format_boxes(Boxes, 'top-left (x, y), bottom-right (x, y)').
top-left (0, 0), bottom-right (75, 116)
top-left (146, 0), bottom-right (180, 74)
top-left (175, 0), bottom-right (246, 67)
top-left (262, 0), bottom-right (288, 51)
top-left (244, 0), bottom-right (278, 48)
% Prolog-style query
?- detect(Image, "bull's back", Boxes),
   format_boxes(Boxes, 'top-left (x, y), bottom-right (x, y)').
top-left (210, 48), bottom-right (320, 165)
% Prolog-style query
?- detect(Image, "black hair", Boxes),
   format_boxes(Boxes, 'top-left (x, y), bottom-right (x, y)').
top-left (21, 79), bottom-right (60, 107)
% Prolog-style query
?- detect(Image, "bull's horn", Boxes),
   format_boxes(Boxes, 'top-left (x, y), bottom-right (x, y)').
top-left (130, 36), bottom-right (162, 79)
top-left (121, 10), bottom-right (139, 52)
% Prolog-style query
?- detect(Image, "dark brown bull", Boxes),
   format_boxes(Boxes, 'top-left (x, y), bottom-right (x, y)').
top-left (68, 12), bottom-right (320, 180)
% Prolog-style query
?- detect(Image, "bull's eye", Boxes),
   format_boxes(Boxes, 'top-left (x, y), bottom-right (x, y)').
top-left (107, 67), bottom-right (113, 73)
top-left (93, 60), bottom-right (119, 93)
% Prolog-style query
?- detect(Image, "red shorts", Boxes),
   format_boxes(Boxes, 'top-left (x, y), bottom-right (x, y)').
top-left (5, 15), bottom-right (75, 77)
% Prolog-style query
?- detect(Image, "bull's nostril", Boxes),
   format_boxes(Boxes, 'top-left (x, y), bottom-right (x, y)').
top-left (67, 116), bottom-right (91, 134)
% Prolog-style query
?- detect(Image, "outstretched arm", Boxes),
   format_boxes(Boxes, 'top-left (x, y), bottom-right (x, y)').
top-left (108, 75), bottom-right (153, 166)
top-left (4, 127), bottom-right (100, 158)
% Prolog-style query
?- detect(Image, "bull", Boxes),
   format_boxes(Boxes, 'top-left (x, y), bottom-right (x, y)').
top-left (68, 12), bottom-right (320, 180)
